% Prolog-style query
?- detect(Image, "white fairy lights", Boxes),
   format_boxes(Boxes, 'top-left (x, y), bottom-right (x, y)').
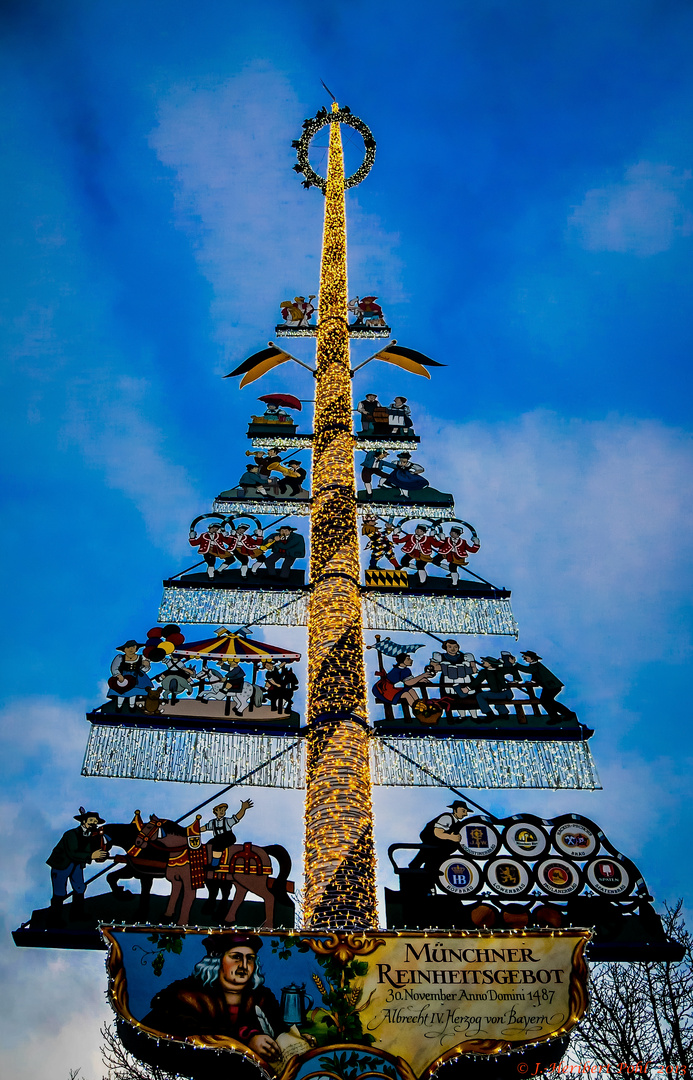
top-left (371, 737), bottom-right (601, 790)
top-left (82, 725), bottom-right (304, 786)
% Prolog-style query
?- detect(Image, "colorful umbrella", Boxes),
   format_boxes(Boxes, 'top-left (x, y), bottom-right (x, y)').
top-left (173, 627), bottom-right (301, 663)
top-left (258, 393), bottom-right (303, 412)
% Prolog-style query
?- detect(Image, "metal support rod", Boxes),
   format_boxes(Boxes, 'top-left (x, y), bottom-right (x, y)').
top-left (267, 341), bottom-right (316, 374)
top-left (376, 737), bottom-right (500, 820)
top-left (365, 595), bottom-right (447, 644)
top-left (350, 339), bottom-right (395, 376)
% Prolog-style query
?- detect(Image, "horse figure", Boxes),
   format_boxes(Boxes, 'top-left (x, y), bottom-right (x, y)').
top-left (347, 295), bottom-right (386, 326)
top-left (203, 841), bottom-right (291, 928)
top-left (105, 816), bottom-right (293, 927)
top-left (105, 818), bottom-right (169, 919)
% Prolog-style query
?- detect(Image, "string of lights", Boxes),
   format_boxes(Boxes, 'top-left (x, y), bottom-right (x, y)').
top-left (158, 586), bottom-right (309, 626)
top-left (362, 593), bottom-right (519, 636)
top-left (371, 737), bottom-right (601, 790)
top-left (304, 104), bottom-right (377, 931)
top-left (292, 106), bottom-right (376, 193)
top-left (82, 725), bottom-right (305, 786)
top-left (250, 436), bottom-right (314, 450)
top-left (211, 498), bottom-right (311, 516)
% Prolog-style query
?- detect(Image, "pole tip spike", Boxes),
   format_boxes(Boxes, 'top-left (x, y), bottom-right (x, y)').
top-left (321, 79), bottom-right (337, 103)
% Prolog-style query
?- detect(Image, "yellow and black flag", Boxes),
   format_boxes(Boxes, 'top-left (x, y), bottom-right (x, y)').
top-left (372, 343), bottom-right (445, 379)
top-left (224, 346), bottom-right (293, 389)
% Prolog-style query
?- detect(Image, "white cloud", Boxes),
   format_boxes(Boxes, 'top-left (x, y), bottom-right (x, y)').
top-left (568, 161), bottom-right (693, 256)
top-left (420, 410), bottom-right (693, 686)
top-left (61, 374), bottom-right (201, 552)
top-left (149, 63), bottom-right (405, 358)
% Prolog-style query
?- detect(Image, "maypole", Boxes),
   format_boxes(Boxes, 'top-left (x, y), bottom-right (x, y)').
top-left (304, 103), bottom-right (376, 929)
top-left (14, 97), bottom-right (684, 1080)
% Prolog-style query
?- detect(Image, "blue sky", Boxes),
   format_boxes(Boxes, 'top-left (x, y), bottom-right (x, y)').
top-left (1, 1), bottom-right (692, 1077)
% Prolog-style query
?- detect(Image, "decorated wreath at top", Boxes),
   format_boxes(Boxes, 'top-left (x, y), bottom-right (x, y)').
top-left (291, 105), bottom-right (376, 193)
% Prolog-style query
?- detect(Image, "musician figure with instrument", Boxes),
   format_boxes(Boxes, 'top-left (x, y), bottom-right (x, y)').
top-left (256, 526), bottom-right (306, 579)
top-left (107, 639), bottom-right (154, 710)
top-left (189, 520), bottom-right (238, 577)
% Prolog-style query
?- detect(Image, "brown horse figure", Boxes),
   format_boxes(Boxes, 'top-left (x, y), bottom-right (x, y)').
top-left (205, 841), bottom-right (283, 928)
top-left (106, 817), bottom-right (292, 927)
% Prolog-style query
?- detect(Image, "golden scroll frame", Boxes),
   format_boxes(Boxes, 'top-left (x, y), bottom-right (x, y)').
top-left (102, 926), bottom-right (591, 1080)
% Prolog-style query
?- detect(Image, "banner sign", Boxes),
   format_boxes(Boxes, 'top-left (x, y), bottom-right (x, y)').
top-left (103, 926), bottom-right (589, 1079)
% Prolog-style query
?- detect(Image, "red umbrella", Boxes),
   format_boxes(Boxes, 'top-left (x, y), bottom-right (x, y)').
top-left (258, 393), bottom-right (302, 412)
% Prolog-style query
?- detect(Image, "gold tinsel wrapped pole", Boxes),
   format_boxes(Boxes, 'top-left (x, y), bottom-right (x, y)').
top-left (303, 104), bottom-right (377, 929)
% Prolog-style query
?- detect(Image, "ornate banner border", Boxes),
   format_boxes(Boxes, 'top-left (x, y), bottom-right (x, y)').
top-left (102, 927), bottom-right (590, 1079)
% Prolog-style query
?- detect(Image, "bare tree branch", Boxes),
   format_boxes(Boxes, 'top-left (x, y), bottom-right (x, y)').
top-left (570, 903), bottom-right (692, 1073)
top-left (98, 1023), bottom-right (178, 1080)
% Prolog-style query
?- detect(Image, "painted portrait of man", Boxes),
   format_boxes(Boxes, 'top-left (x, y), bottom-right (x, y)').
top-left (143, 932), bottom-right (291, 1063)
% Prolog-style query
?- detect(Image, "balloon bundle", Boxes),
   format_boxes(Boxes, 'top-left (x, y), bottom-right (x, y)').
top-left (143, 624), bottom-right (185, 662)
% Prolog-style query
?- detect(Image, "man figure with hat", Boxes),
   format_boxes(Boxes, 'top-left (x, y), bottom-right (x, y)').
top-left (390, 523), bottom-right (440, 584)
top-left (201, 799), bottom-right (253, 866)
top-left (277, 459), bottom-right (307, 497)
top-left (232, 462), bottom-right (270, 498)
top-left (257, 525), bottom-right (305, 579)
top-left (513, 651), bottom-right (576, 725)
top-left (361, 512), bottom-right (400, 570)
top-left (357, 392), bottom-right (381, 433)
top-left (461, 656), bottom-right (515, 721)
top-left (360, 448), bottom-right (390, 496)
top-left (428, 641), bottom-right (479, 719)
top-left (408, 800), bottom-right (471, 872)
top-left (189, 520), bottom-right (238, 578)
top-left (431, 526), bottom-right (481, 586)
top-left (143, 932), bottom-right (306, 1063)
top-left (46, 808), bottom-right (111, 924)
top-left (232, 522), bottom-right (265, 578)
